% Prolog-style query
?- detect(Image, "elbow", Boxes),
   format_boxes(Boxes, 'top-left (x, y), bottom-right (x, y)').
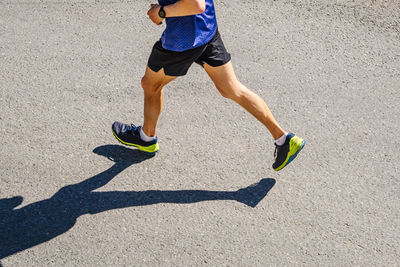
top-left (182, 0), bottom-right (206, 15)
top-left (194, 0), bottom-right (206, 14)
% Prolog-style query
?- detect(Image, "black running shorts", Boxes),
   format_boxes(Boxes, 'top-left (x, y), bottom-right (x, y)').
top-left (147, 30), bottom-right (231, 77)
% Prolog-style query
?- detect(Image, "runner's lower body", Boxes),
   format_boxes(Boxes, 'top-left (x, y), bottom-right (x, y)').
top-left (112, 30), bottom-right (305, 170)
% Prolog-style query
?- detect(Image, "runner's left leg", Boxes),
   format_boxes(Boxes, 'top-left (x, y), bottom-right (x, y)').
top-left (203, 61), bottom-right (285, 140)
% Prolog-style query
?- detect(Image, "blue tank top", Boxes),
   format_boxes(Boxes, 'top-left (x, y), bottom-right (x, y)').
top-left (158, 0), bottom-right (218, 52)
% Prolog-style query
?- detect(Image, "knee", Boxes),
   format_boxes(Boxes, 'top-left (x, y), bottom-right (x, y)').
top-left (141, 76), bottom-right (162, 95)
top-left (216, 82), bottom-right (243, 100)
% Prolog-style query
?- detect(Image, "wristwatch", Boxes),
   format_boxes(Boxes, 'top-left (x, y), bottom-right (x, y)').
top-left (158, 6), bottom-right (166, 19)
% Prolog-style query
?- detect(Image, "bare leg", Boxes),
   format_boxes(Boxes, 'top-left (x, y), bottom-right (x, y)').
top-left (203, 61), bottom-right (285, 140)
top-left (141, 67), bottom-right (176, 137)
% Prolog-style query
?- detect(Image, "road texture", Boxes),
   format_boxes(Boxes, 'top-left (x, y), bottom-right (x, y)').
top-left (1, 0), bottom-right (399, 265)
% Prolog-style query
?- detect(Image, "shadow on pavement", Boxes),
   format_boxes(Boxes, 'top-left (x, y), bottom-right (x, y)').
top-left (0, 145), bottom-right (275, 259)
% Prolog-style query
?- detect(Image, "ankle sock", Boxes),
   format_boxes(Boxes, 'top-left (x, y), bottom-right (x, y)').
top-left (275, 132), bottom-right (288, 146)
top-left (139, 127), bottom-right (156, 142)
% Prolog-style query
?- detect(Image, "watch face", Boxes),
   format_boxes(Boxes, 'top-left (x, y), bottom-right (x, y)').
top-left (159, 9), bottom-right (166, 18)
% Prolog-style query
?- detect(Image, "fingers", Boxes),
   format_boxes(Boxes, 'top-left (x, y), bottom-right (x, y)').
top-left (147, 4), bottom-right (158, 15)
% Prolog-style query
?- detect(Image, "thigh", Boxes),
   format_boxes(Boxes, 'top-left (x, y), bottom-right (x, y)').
top-left (203, 61), bottom-right (239, 92)
top-left (142, 66), bottom-right (177, 89)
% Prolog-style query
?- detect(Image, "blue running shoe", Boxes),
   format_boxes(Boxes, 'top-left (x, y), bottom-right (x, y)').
top-left (273, 133), bottom-right (305, 171)
top-left (112, 121), bottom-right (159, 153)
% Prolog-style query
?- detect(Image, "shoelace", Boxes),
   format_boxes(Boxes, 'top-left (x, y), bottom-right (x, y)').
top-left (124, 123), bottom-right (137, 133)
top-left (274, 144), bottom-right (278, 160)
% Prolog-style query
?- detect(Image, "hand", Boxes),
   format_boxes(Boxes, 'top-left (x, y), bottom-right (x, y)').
top-left (147, 4), bottom-right (163, 25)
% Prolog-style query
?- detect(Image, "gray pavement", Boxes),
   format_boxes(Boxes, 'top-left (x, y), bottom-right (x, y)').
top-left (1, 0), bottom-right (399, 265)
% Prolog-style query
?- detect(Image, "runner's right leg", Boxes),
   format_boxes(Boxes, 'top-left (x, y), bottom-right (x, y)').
top-left (112, 67), bottom-right (176, 153)
top-left (141, 67), bottom-right (176, 137)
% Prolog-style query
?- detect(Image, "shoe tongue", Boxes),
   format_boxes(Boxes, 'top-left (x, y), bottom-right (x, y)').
top-left (124, 124), bottom-right (136, 132)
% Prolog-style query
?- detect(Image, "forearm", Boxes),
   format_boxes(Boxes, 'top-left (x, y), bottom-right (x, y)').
top-left (164, 0), bottom-right (206, 17)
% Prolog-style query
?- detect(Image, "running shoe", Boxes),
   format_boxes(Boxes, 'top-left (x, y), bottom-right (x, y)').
top-left (112, 121), bottom-right (159, 153)
top-left (273, 133), bottom-right (305, 171)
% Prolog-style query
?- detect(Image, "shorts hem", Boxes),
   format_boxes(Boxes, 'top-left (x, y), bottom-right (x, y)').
top-left (148, 64), bottom-right (162, 73)
top-left (147, 65), bottom-right (188, 77)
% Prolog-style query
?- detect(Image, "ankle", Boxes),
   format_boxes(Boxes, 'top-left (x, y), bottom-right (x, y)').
top-left (274, 132), bottom-right (288, 146)
top-left (140, 127), bottom-right (156, 142)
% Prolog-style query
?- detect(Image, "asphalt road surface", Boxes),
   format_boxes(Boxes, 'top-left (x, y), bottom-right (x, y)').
top-left (1, 0), bottom-right (399, 266)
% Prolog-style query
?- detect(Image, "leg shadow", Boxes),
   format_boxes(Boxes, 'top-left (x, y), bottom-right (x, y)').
top-left (0, 145), bottom-right (275, 259)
